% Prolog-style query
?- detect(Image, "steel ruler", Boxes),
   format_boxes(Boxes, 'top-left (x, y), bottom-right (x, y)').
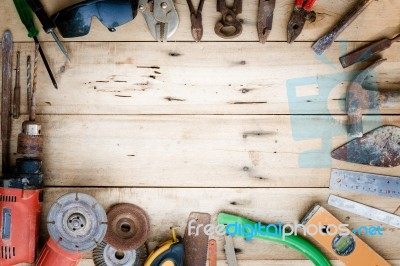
top-left (328, 195), bottom-right (400, 228)
top-left (224, 235), bottom-right (238, 266)
top-left (330, 169), bottom-right (400, 198)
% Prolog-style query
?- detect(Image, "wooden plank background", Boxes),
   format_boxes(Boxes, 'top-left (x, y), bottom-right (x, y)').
top-left (1, 0), bottom-right (399, 265)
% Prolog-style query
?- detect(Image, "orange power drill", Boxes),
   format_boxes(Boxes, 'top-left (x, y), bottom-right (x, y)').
top-left (0, 47), bottom-right (44, 264)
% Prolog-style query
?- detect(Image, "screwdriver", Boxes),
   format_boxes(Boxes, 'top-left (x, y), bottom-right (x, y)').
top-left (13, 0), bottom-right (58, 89)
top-left (26, 0), bottom-right (70, 61)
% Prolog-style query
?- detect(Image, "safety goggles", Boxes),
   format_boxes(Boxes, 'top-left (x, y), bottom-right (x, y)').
top-left (51, 0), bottom-right (138, 38)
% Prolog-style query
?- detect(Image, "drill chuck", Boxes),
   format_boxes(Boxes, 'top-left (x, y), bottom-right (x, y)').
top-left (17, 120), bottom-right (43, 158)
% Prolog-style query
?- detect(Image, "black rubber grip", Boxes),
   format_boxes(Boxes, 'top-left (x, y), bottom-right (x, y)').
top-left (26, 0), bottom-right (54, 33)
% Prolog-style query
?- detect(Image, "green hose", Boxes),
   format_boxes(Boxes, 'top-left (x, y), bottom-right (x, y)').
top-left (218, 213), bottom-right (332, 266)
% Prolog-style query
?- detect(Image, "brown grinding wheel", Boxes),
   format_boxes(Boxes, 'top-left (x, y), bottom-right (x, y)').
top-left (104, 203), bottom-right (150, 251)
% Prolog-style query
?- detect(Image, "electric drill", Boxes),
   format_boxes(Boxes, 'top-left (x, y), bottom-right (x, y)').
top-left (0, 47), bottom-right (44, 264)
top-left (0, 112), bottom-right (44, 264)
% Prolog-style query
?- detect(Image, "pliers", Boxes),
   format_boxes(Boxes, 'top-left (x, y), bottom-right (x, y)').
top-left (257, 0), bottom-right (276, 43)
top-left (186, 0), bottom-right (205, 42)
top-left (138, 0), bottom-right (180, 42)
top-left (287, 0), bottom-right (317, 43)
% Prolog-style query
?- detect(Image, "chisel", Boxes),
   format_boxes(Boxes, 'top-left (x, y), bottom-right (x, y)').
top-left (312, 0), bottom-right (374, 55)
top-left (1, 31), bottom-right (13, 175)
top-left (340, 33), bottom-right (400, 68)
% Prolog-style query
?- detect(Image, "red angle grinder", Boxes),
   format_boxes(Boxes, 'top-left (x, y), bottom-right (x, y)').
top-left (36, 192), bottom-right (108, 266)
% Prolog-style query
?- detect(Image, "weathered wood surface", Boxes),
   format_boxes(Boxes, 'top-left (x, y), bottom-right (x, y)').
top-left (2, 0), bottom-right (400, 42)
top-left (2, 0), bottom-right (400, 264)
top-left (0, 42), bottom-right (399, 115)
top-left (40, 188), bottom-right (400, 260)
top-left (4, 114), bottom-right (398, 187)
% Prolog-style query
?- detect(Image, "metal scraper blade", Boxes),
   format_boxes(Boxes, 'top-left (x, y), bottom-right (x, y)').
top-left (331, 126), bottom-right (400, 167)
top-left (183, 212), bottom-right (211, 266)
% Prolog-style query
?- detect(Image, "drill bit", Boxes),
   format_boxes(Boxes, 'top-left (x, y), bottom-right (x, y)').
top-left (27, 55), bottom-right (32, 118)
top-left (13, 51), bottom-right (21, 119)
top-left (30, 43), bottom-right (39, 122)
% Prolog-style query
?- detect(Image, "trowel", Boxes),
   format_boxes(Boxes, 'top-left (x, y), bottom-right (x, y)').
top-left (331, 125), bottom-right (400, 167)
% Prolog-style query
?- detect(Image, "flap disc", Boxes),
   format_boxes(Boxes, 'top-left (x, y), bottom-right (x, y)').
top-left (93, 241), bottom-right (147, 266)
top-left (104, 203), bottom-right (150, 251)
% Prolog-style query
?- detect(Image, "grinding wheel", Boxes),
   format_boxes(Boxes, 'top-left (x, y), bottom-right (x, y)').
top-left (46, 193), bottom-right (108, 253)
top-left (104, 203), bottom-right (150, 251)
top-left (93, 242), bottom-right (147, 266)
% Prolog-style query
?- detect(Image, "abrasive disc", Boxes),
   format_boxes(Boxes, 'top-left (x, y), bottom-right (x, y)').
top-left (47, 192), bottom-right (108, 253)
top-left (93, 241), bottom-right (147, 266)
top-left (104, 203), bottom-right (150, 251)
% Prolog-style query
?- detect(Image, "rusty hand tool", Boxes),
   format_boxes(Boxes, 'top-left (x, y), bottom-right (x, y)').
top-left (2, 31), bottom-right (13, 175)
top-left (287, 0), bottom-right (317, 43)
top-left (186, 0), bottom-right (205, 42)
top-left (340, 33), bottom-right (400, 68)
top-left (312, 0), bottom-right (374, 55)
top-left (332, 126), bottom-right (400, 168)
top-left (12, 51), bottom-right (21, 119)
top-left (183, 212), bottom-right (211, 266)
top-left (257, 0), bottom-right (276, 43)
top-left (215, 0), bottom-right (242, 39)
top-left (346, 58), bottom-right (400, 138)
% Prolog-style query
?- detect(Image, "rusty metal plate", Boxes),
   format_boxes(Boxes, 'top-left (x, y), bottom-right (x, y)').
top-left (331, 126), bottom-right (400, 167)
top-left (183, 212), bottom-right (211, 266)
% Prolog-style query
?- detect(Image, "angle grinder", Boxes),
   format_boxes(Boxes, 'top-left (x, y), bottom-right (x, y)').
top-left (36, 192), bottom-right (107, 266)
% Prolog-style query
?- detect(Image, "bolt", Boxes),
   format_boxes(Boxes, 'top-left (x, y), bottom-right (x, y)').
top-left (139, 4), bottom-right (145, 11)
top-left (161, 2), bottom-right (168, 9)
